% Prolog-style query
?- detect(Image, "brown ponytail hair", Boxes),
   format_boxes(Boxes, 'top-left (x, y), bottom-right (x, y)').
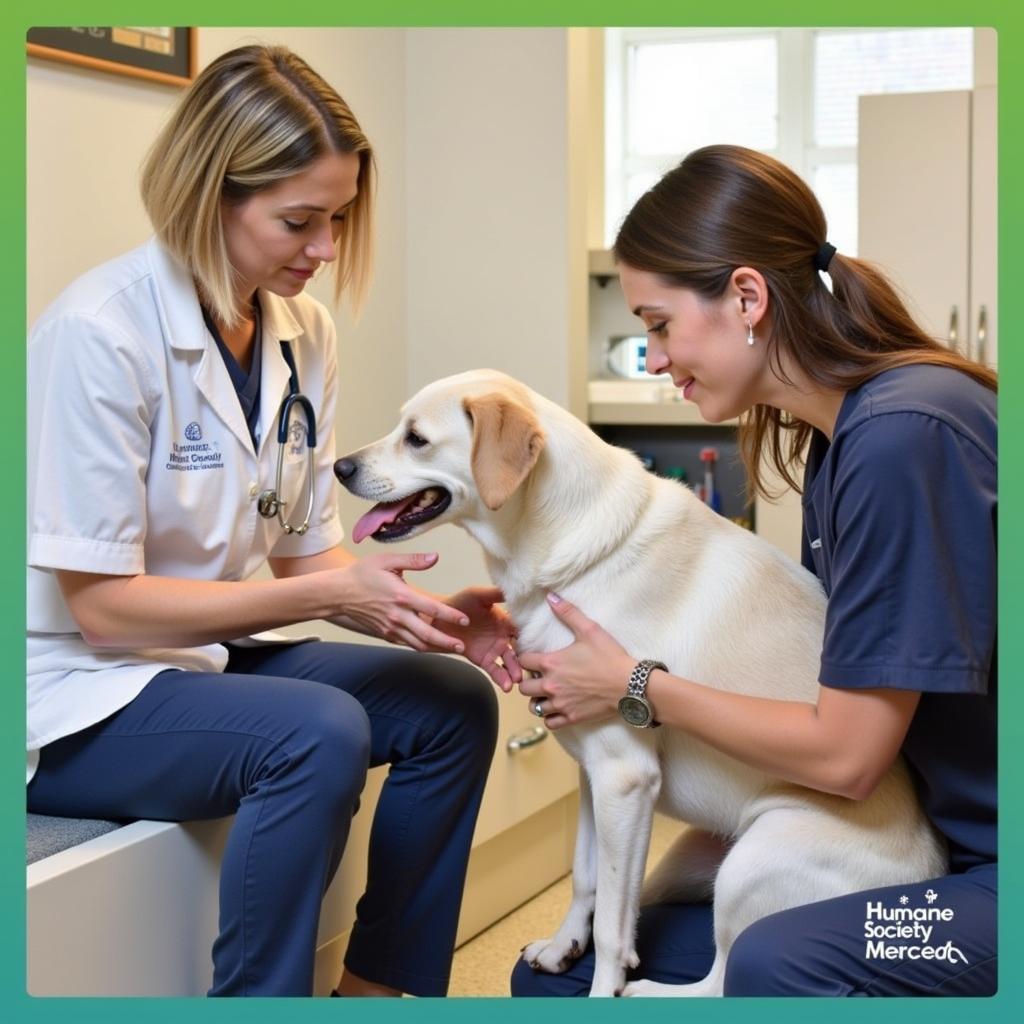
top-left (613, 145), bottom-right (996, 498)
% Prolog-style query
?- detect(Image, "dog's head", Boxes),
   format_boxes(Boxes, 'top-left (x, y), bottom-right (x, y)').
top-left (335, 370), bottom-right (546, 543)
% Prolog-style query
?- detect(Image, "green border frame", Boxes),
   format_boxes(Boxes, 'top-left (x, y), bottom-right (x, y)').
top-left (6, 2), bottom-right (1021, 1021)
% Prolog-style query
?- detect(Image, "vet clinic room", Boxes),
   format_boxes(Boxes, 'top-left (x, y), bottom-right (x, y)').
top-left (26, 24), bottom-right (997, 1000)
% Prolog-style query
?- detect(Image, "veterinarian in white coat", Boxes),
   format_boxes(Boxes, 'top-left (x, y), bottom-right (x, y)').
top-left (513, 145), bottom-right (996, 997)
top-left (27, 44), bottom-right (520, 998)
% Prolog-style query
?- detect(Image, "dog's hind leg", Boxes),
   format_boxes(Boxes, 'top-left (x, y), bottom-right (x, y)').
top-left (521, 767), bottom-right (597, 974)
top-left (586, 754), bottom-right (661, 997)
top-left (640, 826), bottom-right (728, 907)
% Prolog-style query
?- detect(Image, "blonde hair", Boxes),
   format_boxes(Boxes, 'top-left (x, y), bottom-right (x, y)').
top-left (140, 44), bottom-right (375, 326)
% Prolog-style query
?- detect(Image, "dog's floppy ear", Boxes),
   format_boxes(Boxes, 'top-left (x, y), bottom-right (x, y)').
top-left (462, 392), bottom-right (546, 511)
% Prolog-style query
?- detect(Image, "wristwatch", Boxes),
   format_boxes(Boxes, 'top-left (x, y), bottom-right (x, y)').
top-left (618, 659), bottom-right (667, 728)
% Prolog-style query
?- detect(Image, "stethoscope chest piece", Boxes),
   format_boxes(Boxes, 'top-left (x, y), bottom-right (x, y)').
top-left (257, 489), bottom-right (281, 520)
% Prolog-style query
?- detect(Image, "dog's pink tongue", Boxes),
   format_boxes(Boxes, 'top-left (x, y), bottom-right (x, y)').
top-left (352, 494), bottom-right (419, 543)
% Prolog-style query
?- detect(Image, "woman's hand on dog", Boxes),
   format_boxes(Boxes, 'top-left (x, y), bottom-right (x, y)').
top-left (517, 593), bottom-right (635, 730)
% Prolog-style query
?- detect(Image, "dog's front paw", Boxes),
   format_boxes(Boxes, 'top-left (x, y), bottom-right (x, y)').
top-left (521, 935), bottom-right (587, 974)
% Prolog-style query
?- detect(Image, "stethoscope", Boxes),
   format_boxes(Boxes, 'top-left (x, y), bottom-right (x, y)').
top-left (257, 340), bottom-right (317, 535)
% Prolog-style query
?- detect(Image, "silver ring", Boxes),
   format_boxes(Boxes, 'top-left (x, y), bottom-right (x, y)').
top-left (530, 697), bottom-right (546, 718)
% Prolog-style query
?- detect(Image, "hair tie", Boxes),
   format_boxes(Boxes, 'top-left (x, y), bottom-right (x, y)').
top-left (814, 242), bottom-right (837, 273)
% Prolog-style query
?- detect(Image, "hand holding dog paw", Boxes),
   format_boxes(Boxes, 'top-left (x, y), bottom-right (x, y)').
top-left (333, 552), bottom-right (472, 652)
top-left (427, 586), bottom-right (523, 689)
top-left (516, 594), bottom-right (635, 729)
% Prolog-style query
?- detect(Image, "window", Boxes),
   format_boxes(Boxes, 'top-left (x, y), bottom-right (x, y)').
top-left (605, 27), bottom-right (974, 255)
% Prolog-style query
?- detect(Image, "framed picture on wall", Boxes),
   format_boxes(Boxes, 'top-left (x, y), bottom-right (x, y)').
top-left (27, 27), bottom-right (196, 87)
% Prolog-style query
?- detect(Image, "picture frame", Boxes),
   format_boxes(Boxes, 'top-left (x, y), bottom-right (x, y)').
top-left (27, 27), bottom-right (196, 87)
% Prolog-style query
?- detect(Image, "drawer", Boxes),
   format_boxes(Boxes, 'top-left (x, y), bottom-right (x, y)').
top-left (473, 686), bottom-right (578, 846)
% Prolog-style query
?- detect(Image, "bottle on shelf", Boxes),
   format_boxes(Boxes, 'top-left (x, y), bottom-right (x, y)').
top-left (697, 447), bottom-right (722, 514)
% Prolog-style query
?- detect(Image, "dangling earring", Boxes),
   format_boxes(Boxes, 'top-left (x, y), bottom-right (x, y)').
top-left (746, 319), bottom-right (755, 346)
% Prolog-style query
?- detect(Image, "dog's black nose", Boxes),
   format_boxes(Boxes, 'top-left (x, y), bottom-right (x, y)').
top-left (334, 458), bottom-right (358, 481)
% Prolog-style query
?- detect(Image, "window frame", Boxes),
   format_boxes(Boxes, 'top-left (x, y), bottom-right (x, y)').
top-left (604, 26), bottom-right (970, 249)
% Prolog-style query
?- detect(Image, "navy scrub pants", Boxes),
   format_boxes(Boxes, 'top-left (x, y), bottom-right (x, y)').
top-left (27, 641), bottom-right (499, 997)
top-left (510, 864), bottom-right (996, 996)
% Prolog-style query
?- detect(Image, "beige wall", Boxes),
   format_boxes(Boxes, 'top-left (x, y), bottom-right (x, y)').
top-left (27, 63), bottom-right (165, 321)
top-left (398, 28), bottom-right (575, 595)
top-left (405, 29), bottom-right (570, 402)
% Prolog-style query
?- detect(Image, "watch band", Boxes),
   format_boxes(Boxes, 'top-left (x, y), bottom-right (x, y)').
top-left (624, 659), bottom-right (668, 727)
top-left (627, 659), bottom-right (668, 699)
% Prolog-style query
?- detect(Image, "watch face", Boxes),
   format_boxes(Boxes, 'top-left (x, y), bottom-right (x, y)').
top-left (618, 695), bottom-right (652, 728)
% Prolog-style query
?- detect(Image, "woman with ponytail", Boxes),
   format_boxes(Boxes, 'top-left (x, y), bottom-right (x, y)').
top-left (512, 145), bottom-right (996, 997)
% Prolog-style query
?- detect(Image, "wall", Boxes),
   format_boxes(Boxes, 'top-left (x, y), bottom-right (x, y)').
top-left (405, 29), bottom-right (570, 397)
top-left (27, 62), bottom-right (166, 322)
top-left (389, 27), bottom-right (577, 598)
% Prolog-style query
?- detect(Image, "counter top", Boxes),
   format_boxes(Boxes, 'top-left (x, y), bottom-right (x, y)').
top-left (587, 380), bottom-right (738, 426)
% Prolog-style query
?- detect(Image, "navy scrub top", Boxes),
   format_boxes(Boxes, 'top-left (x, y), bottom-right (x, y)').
top-left (201, 298), bottom-right (264, 452)
top-left (800, 364), bottom-right (996, 872)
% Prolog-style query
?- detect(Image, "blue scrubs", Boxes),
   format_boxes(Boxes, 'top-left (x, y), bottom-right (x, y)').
top-left (200, 299), bottom-right (263, 449)
top-left (29, 642), bottom-right (498, 996)
top-left (512, 364), bottom-right (997, 997)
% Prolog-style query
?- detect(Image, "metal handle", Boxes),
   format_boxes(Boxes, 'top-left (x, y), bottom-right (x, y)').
top-left (975, 305), bottom-right (988, 364)
top-left (947, 305), bottom-right (959, 351)
top-left (507, 725), bottom-right (547, 752)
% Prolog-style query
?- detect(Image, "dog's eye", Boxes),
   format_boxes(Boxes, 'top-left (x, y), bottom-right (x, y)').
top-left (405, 430), bottom-right (429, 449)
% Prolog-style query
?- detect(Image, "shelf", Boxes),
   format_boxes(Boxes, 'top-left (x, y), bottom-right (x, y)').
top-left (588, 248), bottom-right (617, 286)
top-left (587, 248), bottom-right (615, 275)
top-left (591, 402), bottom-right (728, 426)
top-left (587, 380), bottom-right (738, 426)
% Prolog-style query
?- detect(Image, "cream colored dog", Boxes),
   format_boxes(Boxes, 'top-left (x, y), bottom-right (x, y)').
top-left (335, 369), bottom-right (947, 997)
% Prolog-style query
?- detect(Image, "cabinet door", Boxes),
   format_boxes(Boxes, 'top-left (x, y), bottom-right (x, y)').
top-left (858, 91), bottom-right (970, 352)
top-left (970, 85), bottom-right (997, 367)
top-left (472, 684), bottom-right (579, 845)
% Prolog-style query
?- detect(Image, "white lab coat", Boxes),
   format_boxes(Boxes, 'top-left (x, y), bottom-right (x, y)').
top-left (27, 238), bottom-right (344, 783)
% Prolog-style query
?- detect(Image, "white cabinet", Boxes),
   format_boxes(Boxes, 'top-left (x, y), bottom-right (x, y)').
top-left (858, 88), bottom-right (996, 367)
top-left (971, 86), bottom-right (997, 367)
